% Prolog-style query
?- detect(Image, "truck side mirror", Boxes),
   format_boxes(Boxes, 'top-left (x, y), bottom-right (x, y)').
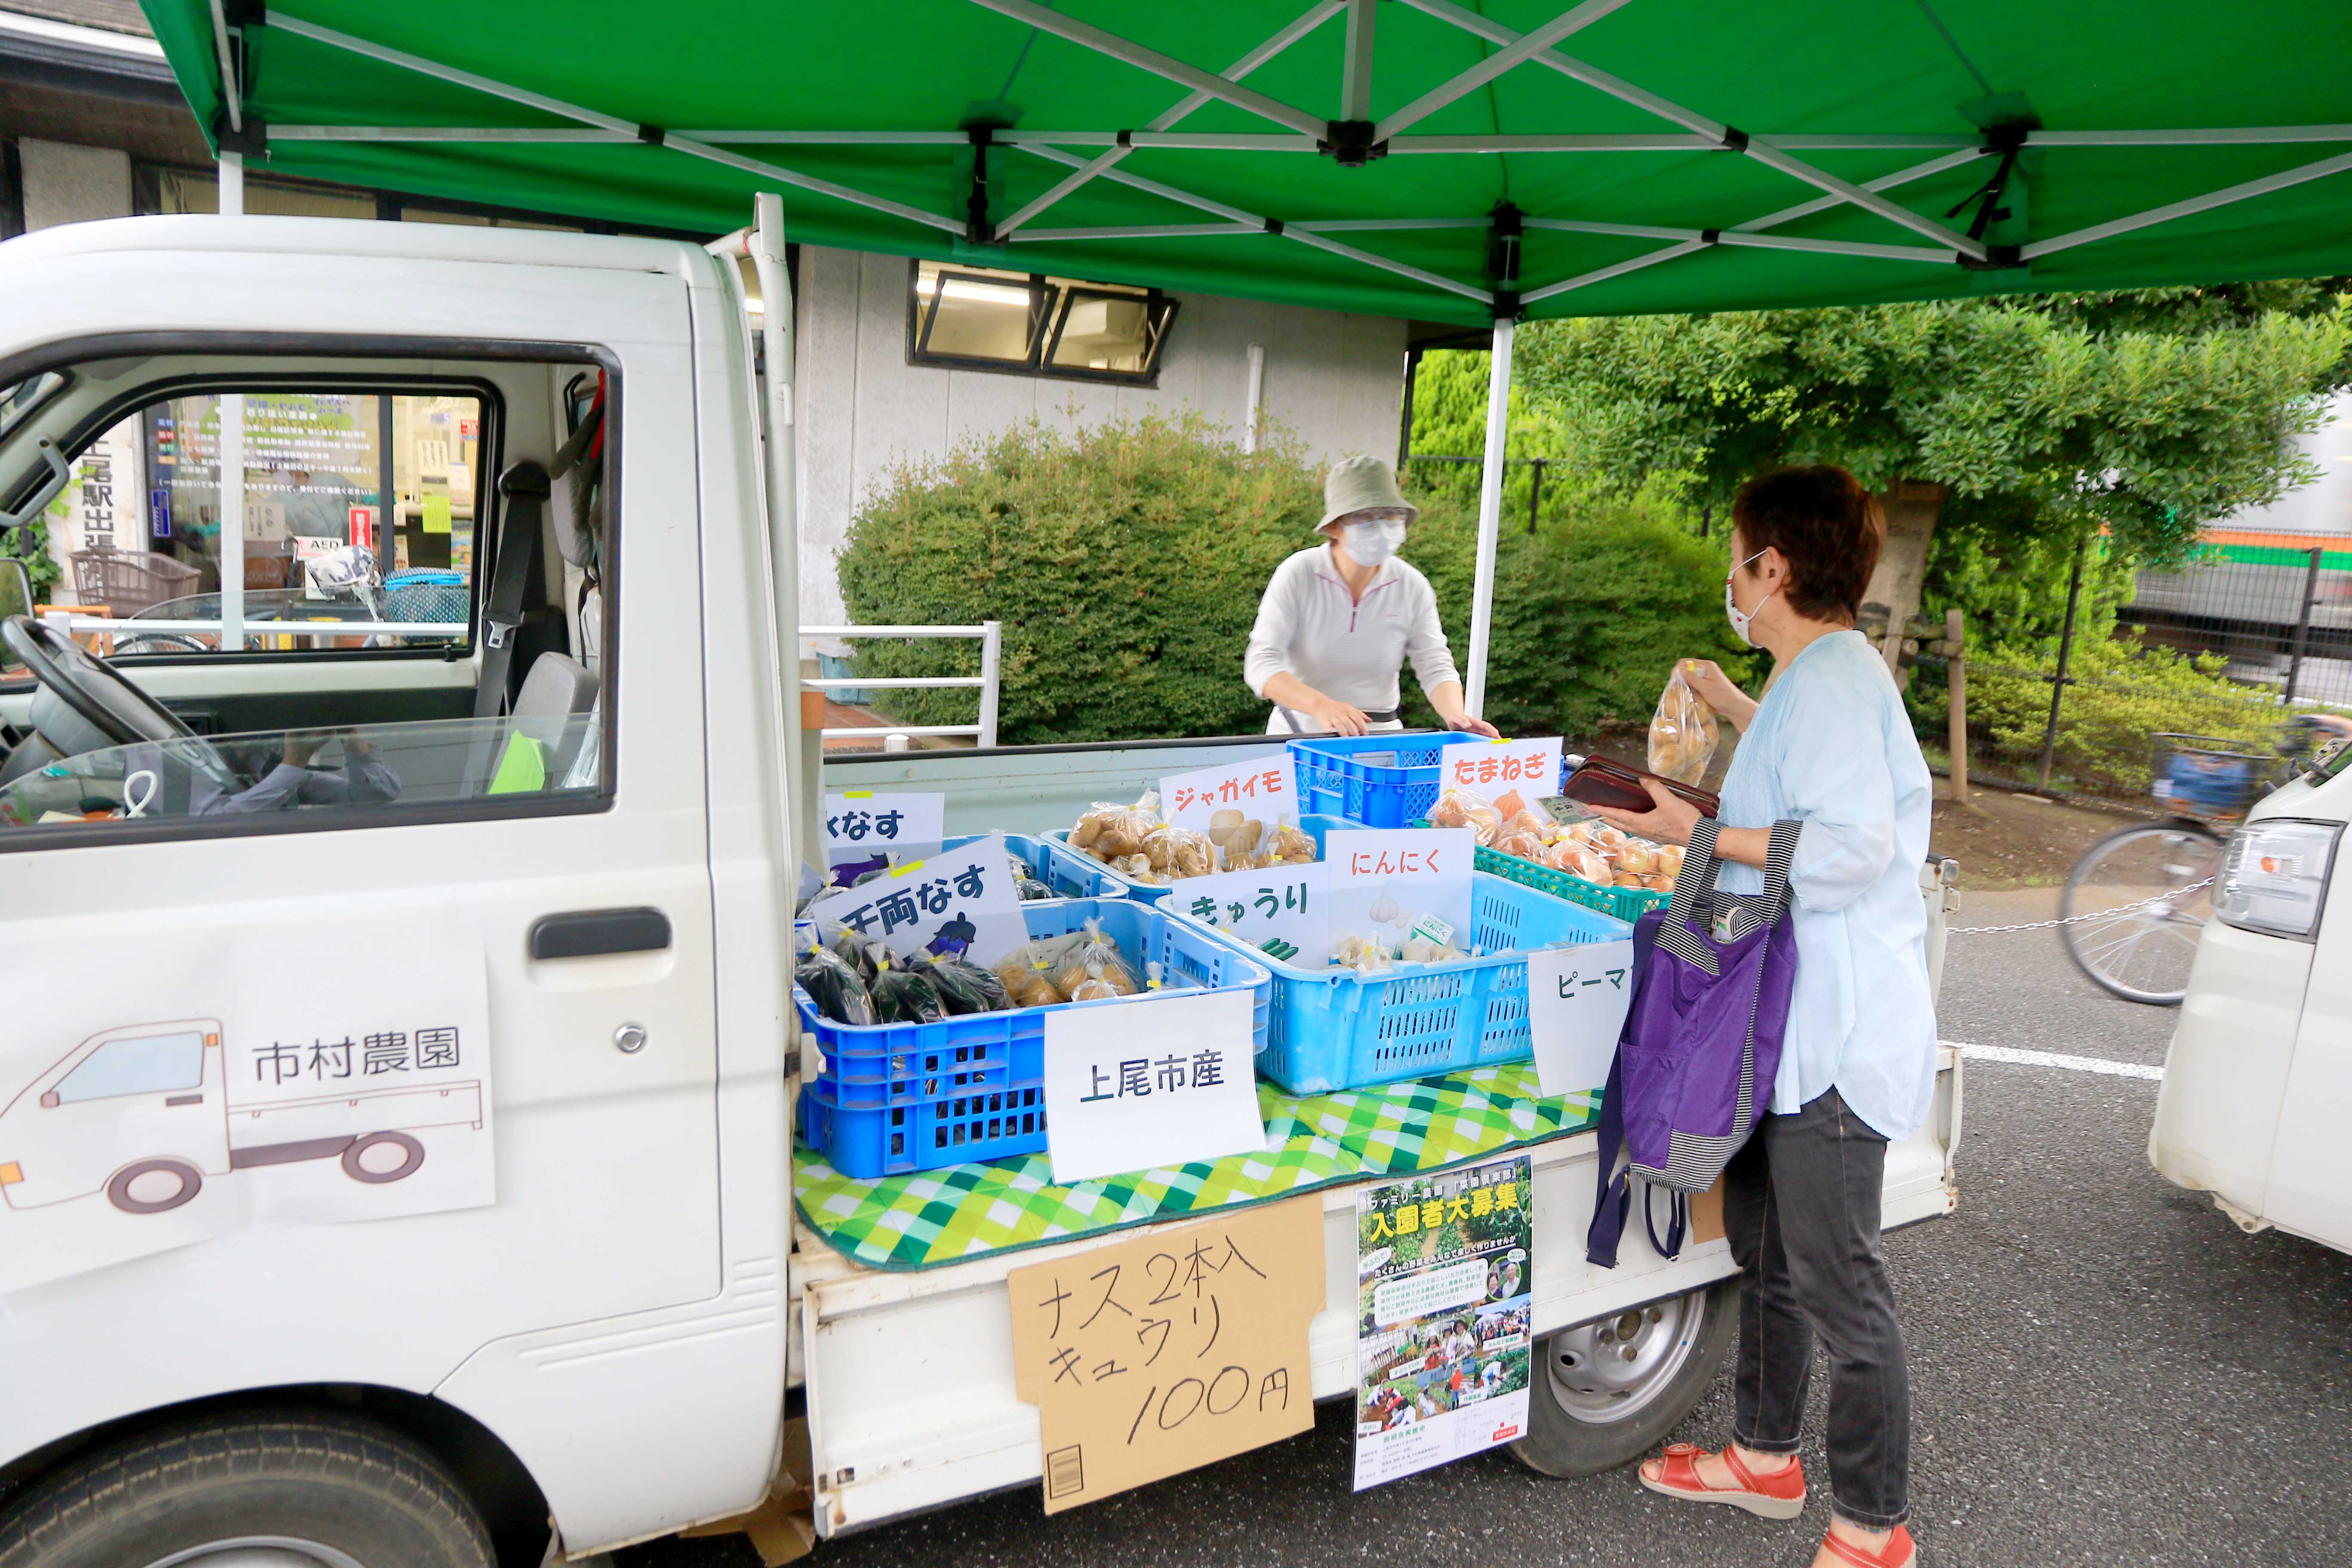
top-left (39, 1090), bottom-right (58, 1109)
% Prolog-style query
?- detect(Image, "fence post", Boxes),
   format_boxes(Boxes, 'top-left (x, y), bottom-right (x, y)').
top-left (2284, 545), bottom-right (2323, 707)
top-left (1945, 607), bottom-right (1969, 805)
top-left (1526, 458), bottom-right (1544, 534)
top-left (2038, 536), bottom-right (2087, 790)
top-left (977, 619), bottom-right (1001, 749)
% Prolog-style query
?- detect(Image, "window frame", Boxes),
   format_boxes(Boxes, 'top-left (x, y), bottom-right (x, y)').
top-left (36, 372), bottom-right (504, 669)
top-left (0, 331), bottom-right (624, 854)
top-left (903, 260), bottom-right (1177, 387)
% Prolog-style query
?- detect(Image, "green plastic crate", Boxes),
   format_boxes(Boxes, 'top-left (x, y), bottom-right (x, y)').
top-left (1411, 817), bottom-right (1672, 923)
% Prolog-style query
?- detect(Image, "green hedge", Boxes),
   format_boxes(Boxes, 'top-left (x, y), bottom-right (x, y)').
top-left (836, 417), bottom-right (1745, 746)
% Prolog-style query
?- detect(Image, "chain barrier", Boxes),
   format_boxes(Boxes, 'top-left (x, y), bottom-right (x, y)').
top-left (1944, 878), bottom-right (2214, 936)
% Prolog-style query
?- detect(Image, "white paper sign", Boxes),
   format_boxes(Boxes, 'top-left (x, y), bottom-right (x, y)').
top-left (1437, 736), bottom-right (1565, 806)
top-left (1327, 828), bottom-right (1475, 959)
top-left (802, 833), bottom-right (1028, 970)
top-left (1166, 862), bottom-right (1329, 966)
top-left (1528, 939), bottom-right (1638, 1097)
top-left (1041, 987), bottom-right (1265, 1184)
top-left (1161, 754), bottom-right (1299, 830)
top-left (821, 790), bottom-right (946, 881)
top-left (0, 925), bottom-right (494, 1297)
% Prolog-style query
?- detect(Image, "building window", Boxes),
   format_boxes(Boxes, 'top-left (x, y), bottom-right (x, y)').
top-left (906, 260), bottom-right (1176, 385)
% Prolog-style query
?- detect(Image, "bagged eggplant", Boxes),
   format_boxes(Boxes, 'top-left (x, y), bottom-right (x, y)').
top-left (867, 949), bottom-right (946, 1025)
top-left (795, 932), bottom-right (877, 1026)
top-left (922, 953), bottom-right (1010, 1015)
top-left (1648, 662), bottom-right (1719, 784)
top-left (823, 919), bottom-right (878, 981)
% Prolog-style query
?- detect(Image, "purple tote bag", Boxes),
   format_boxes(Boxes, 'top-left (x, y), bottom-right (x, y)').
top-left (1586, 818), bottom-right (1802, 1268)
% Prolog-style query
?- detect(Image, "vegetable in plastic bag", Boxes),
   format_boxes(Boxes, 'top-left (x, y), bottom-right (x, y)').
top-left (824, 920), bottom-right (878, 981)
top-left (1648, 662), bottom-right (1718, 784)
top-left (795, 933), bottom-right (877, 1026)
top-left (867, 949), bottom-right (946, 1025)
top-left (1054, 918), bottom-right (1137, 996)
top-left (1268, 821), bottom-right (1317, 864)
top-left (1428, 787), bottom-right (1501, 845)
top-left (922, 954), bottom-right (1009, 1015)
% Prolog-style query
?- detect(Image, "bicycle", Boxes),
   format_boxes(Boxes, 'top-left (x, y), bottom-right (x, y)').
top-left (2059, 723), bottom-right (2329, 1005)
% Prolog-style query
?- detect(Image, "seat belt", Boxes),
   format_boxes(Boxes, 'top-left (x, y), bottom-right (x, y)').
top-left (475, 462), bottom-right (551, 721)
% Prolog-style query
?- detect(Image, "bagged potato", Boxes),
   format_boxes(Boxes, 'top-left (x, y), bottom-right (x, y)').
top-left (1648, 662), bottom-right (1719, 784)
top-left (1268, 821), bottom-right (1318, 864)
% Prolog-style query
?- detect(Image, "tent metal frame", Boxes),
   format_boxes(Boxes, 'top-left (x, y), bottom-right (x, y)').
top-left (202, 0), bottom-right (2352, 717)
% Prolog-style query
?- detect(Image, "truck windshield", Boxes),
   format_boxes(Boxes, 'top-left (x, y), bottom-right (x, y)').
top-left (55, 1031), bottom-right (204, 1103)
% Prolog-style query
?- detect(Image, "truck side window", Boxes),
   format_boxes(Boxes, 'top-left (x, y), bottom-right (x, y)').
top-left (54, 1031), bottom-right (205, 1103)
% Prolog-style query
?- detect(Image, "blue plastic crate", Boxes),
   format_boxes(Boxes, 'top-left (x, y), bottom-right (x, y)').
top-left (797, 897), bottom-right (1272, 1177)
top-left (1042, 813), bottom-right (1359, 905)
top-left (1167, 873), bottom-right (1631, 1095)
top-left (1287, 732), bottom-right (1564, 828)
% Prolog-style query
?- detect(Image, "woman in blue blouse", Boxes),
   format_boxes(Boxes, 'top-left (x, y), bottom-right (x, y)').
top-left (1591, 466), bottom-right (1936, 1568)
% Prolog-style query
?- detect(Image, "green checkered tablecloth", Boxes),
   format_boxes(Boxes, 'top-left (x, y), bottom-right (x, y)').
top-left (793, 1064), bottom-right (1600, 1272)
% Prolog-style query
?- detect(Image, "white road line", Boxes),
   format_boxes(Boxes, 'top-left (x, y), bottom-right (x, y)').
top-left (1945, 1041), bottom-right (2165, 1081)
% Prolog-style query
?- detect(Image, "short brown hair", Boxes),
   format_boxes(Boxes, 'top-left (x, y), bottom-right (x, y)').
top-left (1729, 466), bottom-right (1884, 623)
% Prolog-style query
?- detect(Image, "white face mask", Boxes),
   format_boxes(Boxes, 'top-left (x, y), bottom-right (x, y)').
top-left (1339, 514), bottom-right (1409, 567)
top-left (1724, 547), bottom-right (1778, 646)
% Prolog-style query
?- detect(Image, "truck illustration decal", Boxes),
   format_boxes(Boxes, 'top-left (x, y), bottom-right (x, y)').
top-left (0, 1018), bottom-right (485, 1215)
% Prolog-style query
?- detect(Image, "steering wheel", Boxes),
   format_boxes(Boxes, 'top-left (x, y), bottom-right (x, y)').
top-left (1, 613), bottom-right (196, 746)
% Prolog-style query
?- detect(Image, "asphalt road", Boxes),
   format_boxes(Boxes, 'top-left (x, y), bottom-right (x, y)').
top-left (625, 889), bottom-right (2352, 1568)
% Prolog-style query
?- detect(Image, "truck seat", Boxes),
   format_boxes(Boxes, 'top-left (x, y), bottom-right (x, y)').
top-left (511, 651), bottom-right (599, 779)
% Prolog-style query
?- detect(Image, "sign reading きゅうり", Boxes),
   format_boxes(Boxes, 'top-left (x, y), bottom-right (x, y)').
top-left (0, 923), bottom-right (495, 1297)
top-left (1011, 1195), bottom-right (1325, 1513)
top-left (1040, 986), bottom-right (1265, 1186)
top-left (1527, 939), bottom-right (1639, 1098)
top-left (1168, 862), bottom-right (1329, 965)
top-left (802, 833), bottom-right (1028, 971)
top-left (1326, 828), bottom-right (1475, 959)
top-left (820, 790), bottom-right (946, 884)
top-left (1159, 754), bottom-right (1300, 832)
top-left (1437, 736), bottom-right (1565, 805)
top-left (1354, 1154), bottom-right (1533, 1490)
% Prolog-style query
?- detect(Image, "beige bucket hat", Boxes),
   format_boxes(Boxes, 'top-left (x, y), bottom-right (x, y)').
top-left (1320, 454), bottom-right (1421, 530)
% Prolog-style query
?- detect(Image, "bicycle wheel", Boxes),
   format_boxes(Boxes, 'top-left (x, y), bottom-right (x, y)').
top-left (2060, 821), bottom-right (2225, 1006)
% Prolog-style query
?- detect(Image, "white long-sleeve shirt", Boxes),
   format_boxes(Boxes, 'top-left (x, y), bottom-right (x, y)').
top-left (1244, 546), bottom-right (1461, 727)
top-left (1713, 630), bottom-right (1938, 1140)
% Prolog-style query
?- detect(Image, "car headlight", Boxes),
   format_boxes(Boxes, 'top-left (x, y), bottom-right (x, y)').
top-left (2213, 818), bottom-right (2342, 940)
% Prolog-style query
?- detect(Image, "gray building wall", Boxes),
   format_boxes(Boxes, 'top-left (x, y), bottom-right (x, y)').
top-left (17, 135), bottom-right (129, 228)
top-left (791, 244), bottom-right (1409, 626)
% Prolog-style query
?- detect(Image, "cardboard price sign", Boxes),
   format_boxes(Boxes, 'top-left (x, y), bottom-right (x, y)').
top-left (801, 834), bottom-right (1027, 970)
top-left (1436, 736), bottom-right (1564, 804)
top-left (821, 790), bottom-right (946, 882)
top-left (1040, 987), bottom-right (1265, 1185)
top-left (1167, 863), bottom-right (1328, 965)
top-left (1011, 1196), bottom-right (1324, 1513)
top-left (1526, 939), bottom-right (1638, 1098)
top-left (1160, 755), bottom-right (1298, 831)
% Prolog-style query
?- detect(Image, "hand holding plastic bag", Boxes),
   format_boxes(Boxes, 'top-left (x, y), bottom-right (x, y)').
top-left (1648, 661), bottom-right (1718, 784)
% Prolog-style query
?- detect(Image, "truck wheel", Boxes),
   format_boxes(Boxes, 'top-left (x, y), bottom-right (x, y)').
top-left (0, 1413), bottom-right (492, 1568)
top-left (1508, 1278), bottom-right (1739, 1478)
top-left (340, 1133), bottom-right (424, 1184)
top-left (105, 1158), bottom-right (202, 1215)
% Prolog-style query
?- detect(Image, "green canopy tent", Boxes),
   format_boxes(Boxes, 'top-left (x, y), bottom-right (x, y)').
top-left (135, 0), bottom-right (2352, 712)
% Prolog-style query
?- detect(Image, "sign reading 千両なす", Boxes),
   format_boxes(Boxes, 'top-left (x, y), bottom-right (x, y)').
top-left (821, 790), bottom-right (946, 883)
top-left (801, 834), bottom-right (1026, 970)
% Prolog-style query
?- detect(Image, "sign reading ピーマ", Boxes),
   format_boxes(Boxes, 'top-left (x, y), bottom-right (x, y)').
top-left (821, 790), bottom-right (946, 882)
top-left (1437, 736), bottom-right (1565, 805)
top-left (1171, 863), bottom-right (1329, 965)
top-left (1326, 828), bottom-right (1474, 960)
top-left (1526, 939), bottom-right (1638, 1098)
top-left (802, 833), bottom-right (1027, 971)
top-left (1354, 1154), bottom-right (1533, 1490)
top-left (1039, 987), bottom-right (1264, 1186)
top-left (1160, 755), bottom-right (1299, 832)
top-left (1010, 1196), bottom-right (1324, 1513)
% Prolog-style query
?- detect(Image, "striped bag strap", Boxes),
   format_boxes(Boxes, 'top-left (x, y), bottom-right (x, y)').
top-left (1758, 820), bottom-right (1803, 925)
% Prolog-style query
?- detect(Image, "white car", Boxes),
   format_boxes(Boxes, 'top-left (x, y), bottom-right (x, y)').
top-left (2152, 737), bottom-right (2352, 1250)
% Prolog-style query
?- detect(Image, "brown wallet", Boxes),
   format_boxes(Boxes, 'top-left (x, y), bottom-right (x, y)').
top-left (1559, 755), bottom-right (1721, 818)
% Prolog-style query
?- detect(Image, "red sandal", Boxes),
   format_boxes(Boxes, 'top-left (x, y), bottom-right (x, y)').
top-left (1636, 1442), bottom-right (1807, 1520)
top-left (1821, 1522), bottom-right (1916, 1568)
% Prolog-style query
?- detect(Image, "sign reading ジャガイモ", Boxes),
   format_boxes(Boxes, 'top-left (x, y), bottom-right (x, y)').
top-left (1010, 1196), bottom-right (1324, 1513)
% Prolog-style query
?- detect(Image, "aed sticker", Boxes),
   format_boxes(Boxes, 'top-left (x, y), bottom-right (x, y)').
top-left (0, 923), bottom-right (494, 1296)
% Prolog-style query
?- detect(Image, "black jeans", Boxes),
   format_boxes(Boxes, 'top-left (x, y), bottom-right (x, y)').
top-left (1722, 1087), bottom-right (1910, 1528)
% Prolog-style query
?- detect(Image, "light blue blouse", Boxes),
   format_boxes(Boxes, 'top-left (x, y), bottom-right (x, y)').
top-left (1712, 630), bottom-right (1939, 1140)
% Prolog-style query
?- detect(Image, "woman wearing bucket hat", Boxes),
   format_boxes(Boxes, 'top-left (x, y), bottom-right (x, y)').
top-left (1244, 455), bottom-right (1498, 738)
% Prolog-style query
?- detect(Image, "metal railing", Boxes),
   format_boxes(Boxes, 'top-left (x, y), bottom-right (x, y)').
top-left (799, 622), bottom-right (1001, 749)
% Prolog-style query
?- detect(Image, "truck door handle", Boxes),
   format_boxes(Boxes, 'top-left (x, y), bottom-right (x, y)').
top-left (529, 907), bottom-right (672, 961)
top-left (165, 1094), bottom-right (204, 1107)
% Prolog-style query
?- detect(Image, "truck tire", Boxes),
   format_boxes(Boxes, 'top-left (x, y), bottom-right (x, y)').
top-left (1508, 1277), bottom-right (1740, 1478)
top-left (340, 1133), bottom-right (425, 1184)
top-left (105, 1159), bottom-right (202, 1215)
top-left (0, 1414), bottom-right (493, 1568)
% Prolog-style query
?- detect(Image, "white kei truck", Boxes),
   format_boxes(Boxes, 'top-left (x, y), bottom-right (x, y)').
top-left (0, 213), bottom-right (1960, 1568)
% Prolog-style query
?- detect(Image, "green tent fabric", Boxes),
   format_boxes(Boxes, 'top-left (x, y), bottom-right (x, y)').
top-left (141, 2), bottom-right (2352, 325)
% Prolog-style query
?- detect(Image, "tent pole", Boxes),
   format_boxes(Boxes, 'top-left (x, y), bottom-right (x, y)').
top-left (1465, 317), bottom-right (1514, 720)
top-left (751, 193), bottom-right (807, 886)
top-left (216, 152), bottom-right (242, 215)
